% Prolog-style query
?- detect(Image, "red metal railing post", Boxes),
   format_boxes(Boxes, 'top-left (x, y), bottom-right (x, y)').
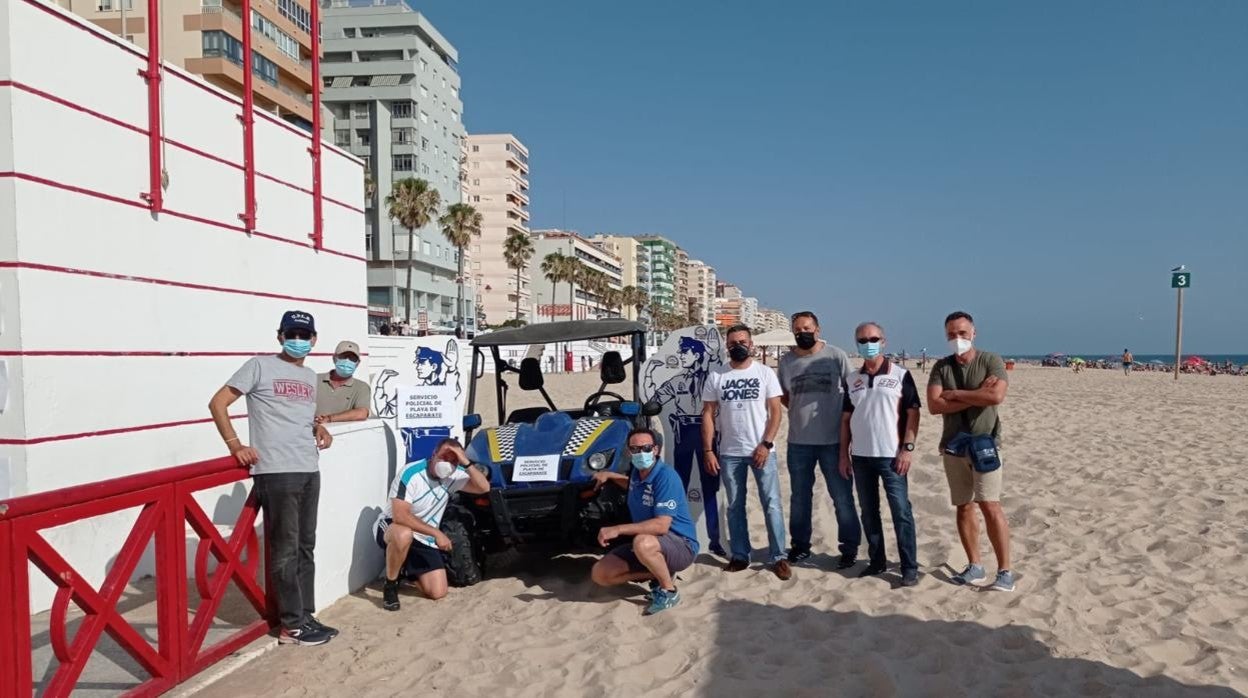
top-left (238, 0), bottom-right (257, 232)
top-left (161, 484), bottom-right (187, 682)
top-left (309, 0), bottom-right (324, 250)
top-left (138, 0), bottom-right (163, 212)
top-left (0, 520), bottom-right (18, 698)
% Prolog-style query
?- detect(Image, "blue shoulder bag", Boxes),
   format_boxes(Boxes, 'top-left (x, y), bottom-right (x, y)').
top-left (946, 357), bottom-right (1002, 473)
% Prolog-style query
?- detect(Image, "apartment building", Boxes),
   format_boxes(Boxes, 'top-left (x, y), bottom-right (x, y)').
top-left (463, 134), bottom-right (531, 326)
top-left (754, 308), bottom-right (790, 334)
top-left (715, 282), bottom-right (758, 329)
top-left (587, 234), bottom-right (650, 320)
top-left (321, 0), bottom-right (471, 333)
top-left (637, 236), bottom-right (678, 313)
top-left (529, 231), bottom-right (623, 321)
top-left (686, 260), bottom-right (717, 325)
top-left (60, 0), bottom-right (319, 129)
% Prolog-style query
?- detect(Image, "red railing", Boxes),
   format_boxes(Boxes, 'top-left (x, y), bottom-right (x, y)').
top-left (138, 0), bottom-right (163, 213)
top-left (0, 457), bottom-right (272, 698)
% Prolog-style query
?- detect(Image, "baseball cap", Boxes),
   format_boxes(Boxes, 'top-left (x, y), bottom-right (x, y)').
top-left (334, 340), bottom-right (361, 357)
top-left (279, 310), bottom-right (316, 334)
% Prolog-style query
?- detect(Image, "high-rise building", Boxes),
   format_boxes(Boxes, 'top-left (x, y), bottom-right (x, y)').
top-left (529, 231), bottom-right (623, 321)
top-left (755, 308), bottom-right (789, 334)
top-left (686, 260), bottom-right (717, 325)
top-left (588, 234), bottom-right (650, 320)
top-left (676, 247), bottom-right (691, 320)
top-left (320, 0), bottom-right (472, 333)
top-left (463, 134), bottom-right (531, 326)
top-left (59, 0), bottom-right (320, 129)
top-left (637, 236), bottom-right (678, 313)
top-left (714, 282), bottom-right (758, 329)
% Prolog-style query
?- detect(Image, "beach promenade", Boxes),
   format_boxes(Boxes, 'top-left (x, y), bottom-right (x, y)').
top-left (192, 366), bottom-right (1248, 697)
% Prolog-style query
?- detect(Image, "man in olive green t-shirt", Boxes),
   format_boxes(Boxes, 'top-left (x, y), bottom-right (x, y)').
top-left (926, 311), bottom-right (1015, 592)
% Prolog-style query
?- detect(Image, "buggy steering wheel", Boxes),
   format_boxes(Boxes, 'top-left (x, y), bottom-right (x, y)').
top-left (583, 390), bottom-right (627, 416)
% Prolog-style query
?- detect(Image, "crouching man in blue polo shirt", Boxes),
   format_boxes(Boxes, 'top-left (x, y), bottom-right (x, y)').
top-left (590, 427), bottom-right (700, 616)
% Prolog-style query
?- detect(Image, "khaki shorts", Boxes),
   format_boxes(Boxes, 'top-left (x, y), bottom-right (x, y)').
top-left (942, 454), bottom-right (1003, 506)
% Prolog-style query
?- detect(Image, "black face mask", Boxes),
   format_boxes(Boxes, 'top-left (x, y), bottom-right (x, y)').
top-left (728, 344), bottom-right (751, 362)
top-left (794, 332), bottom-right (817, 350)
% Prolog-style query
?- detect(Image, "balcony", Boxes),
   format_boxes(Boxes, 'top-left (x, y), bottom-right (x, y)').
top-left (189, 6), bottom-right (311, 86)
top-left (186, 56), bottom-right (314, 122)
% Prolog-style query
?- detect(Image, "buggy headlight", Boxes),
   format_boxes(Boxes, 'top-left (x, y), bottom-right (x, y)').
top-left (588, 452), bottom-right (610, 471)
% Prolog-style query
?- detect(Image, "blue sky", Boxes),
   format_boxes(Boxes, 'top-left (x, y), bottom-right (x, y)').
top-left (413, 0), bottom-right (1246, 354)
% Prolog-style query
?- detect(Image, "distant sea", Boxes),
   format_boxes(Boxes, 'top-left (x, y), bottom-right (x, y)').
top-left (1009, 354), bottom-right (1248, 365)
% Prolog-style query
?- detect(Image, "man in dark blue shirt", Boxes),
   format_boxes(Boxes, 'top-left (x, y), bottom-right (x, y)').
top-left (590, 427), bottom-right (699, 615)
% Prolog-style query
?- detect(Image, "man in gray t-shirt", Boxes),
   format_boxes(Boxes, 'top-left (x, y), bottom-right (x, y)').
top-left (777, 311), bottom-right (861, 566)
top-left (208, 310), bottom-right (337, 646)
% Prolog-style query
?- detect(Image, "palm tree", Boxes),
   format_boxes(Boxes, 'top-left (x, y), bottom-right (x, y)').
top-left (503, 230), bottom-right (535, 321)
top-left (385, 178), bottom-right (441, 324)
top-left (364, 171), bottom-right (376, 206)
top-left (438, 203), bottom-right (483, 333)
top-left (540, 252), bottom-right (567, 321)
top-left (581, 269), bottom-right (605, 318)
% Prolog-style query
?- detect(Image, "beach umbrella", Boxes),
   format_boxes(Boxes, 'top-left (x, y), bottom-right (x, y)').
top-left (1184, 356), bottom-right (1207, 366)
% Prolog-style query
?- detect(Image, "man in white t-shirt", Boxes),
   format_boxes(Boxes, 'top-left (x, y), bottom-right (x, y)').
top-left (701, 325), bottom-right (791, 580)
top-left (375, 438), bottom-right (490, 611)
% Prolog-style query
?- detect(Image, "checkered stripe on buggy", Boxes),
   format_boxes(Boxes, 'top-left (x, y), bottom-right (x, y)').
top-left (490, 424), bottom-right (521, 462)
top-left (563, 418), bottom-right (607, 456)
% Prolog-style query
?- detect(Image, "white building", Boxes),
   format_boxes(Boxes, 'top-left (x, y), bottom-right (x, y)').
top-left (464, 134), bottom-right (531, 326)
top-left (528, 230), bottom-right (623, 321)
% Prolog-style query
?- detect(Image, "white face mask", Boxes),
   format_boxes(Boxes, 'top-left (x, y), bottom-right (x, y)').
top-left (948, 338), bottom-right (974, 356)
top-left (431, 460), bottom-right (456, 479)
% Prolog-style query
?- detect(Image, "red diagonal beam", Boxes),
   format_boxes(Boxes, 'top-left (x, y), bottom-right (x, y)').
top-left (182, 494), bottom-right (266, 659)
top-left (25, 505), bottom-right (171, 694)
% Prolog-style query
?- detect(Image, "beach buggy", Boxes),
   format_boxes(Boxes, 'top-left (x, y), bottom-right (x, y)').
top-left (441, 320), bottom-right (658, 586)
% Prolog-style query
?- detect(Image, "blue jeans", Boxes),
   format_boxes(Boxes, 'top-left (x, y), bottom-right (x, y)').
top-left (851, 456), bottom-right (917, 573)
top-left (787, 443), bottom-right (861, 557)
top-left (720, 454), bottom-right (786, 563)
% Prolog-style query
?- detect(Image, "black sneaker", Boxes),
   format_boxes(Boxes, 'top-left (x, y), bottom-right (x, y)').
top-left (900, 570), bottom-right (920, 587)
top-left (383, 579), bottom-right (400, 612)
top-left (836, 554), bottom-right (858, 570)
top-left (309, 616), bottom-right (339, 638)
top-left (787, 547), bottom-right (812, 564)
top-left (278, 623), bottom-right (332, 646)
top-left (858, 562), bottom-right (887, 578)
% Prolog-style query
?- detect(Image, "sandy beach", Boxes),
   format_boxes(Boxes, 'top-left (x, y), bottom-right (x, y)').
top-left (195, 365), bottom-right (1248, 697)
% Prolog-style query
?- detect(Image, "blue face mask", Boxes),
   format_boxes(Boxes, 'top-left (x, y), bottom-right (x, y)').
top-left (630, 452), bottom-right (656, 470)
top-left (858, 341), bottom-right (882, 359)
top-left (334, 358), bottom-right (358, 377)
top-left (283, 339), bottom-right (313, 359)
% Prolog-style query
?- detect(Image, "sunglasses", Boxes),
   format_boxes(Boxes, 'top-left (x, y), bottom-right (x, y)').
top-left (285, 330), bottom-right (313, 340)
top-left (857, 336), bottom-right (883, 343)
top-left (627, 444), bottom-right (656, 454)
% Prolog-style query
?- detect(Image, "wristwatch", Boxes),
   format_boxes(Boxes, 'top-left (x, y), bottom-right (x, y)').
top-left (903, 442), bottom-right (916, 452)
top-left (761, 440), bottom-right (774, 450)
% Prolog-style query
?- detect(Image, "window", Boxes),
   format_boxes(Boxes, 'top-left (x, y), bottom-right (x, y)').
top-left (343, 28), bottom-right (356, 38)
top-left (391, 101), bottom-right (414, 118)
top-left (253, 13), bottom-right (300, 61)
top-left (420, 84), bottom-right (428, 98)
top-left (420, 58), bottom-right (428, 72)
top-left (201, 32), bottom-right (276, 85)
top-left (472, 179), bottom-right (479, 186)
top-left (451, 85), bottom-right (459, 98)
top-left (368, 287), bottom-right (391, 306)
top-left (421, 137), bottom-right (429, 151)
top-left (422, 241), bottom-right (432, 255)
top-left (472, 195), bottom-right (480, 203)
top-left (472, 145), bottom-right (479, 152)
top-left (422, 164), bottom-right (430, 175)
top-left (334, 130), bottom-right (349, 147)
top-left (392, 155), bottom-right (412, 171)
top-left (451, 110), bottom-right (460, 123)
top-left (351, 102), bottom-right (369, 118)
top-left (419, 111), bottom-right (428, 124)
top-left (277, 0), bottom-right (311, 34)
top-left (392, 128), bottom-right (413, 144)
top-left (357, 130), bottom-right (370, 146)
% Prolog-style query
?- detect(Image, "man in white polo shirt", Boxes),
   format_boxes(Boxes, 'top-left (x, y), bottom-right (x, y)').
top-left (839, 322), bottom-right (921, 587)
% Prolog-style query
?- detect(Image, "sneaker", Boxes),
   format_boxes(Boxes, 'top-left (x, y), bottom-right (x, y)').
top-left (951, 563), bottom-right (986, 586)
top-left (836, 554), bottom-right (857, 570)
top-left (278, 623), bottom-right (332, 646)
top-left (643, 580), bottom-right (660, 602)
top-left (771, 560), bottom-right (793, 581)
top-left (644, 587), bottom-right (681, 616)
top-left (858, 562), bottom-right (887, 578)
top-left (709, 543), bottom-right (728, 558)
top-left (990, 570), bottom-right (1016, 592)
top-left (383, 579), bottom-right (400, 612)
top-left (900, 570), bottom-right (920, 587)
top-left (786, 547), bottom-right (812, 564)
top-left (308, 616), bottom-right (339, 638)
top-left (724, 558), bottom-right (749, 572)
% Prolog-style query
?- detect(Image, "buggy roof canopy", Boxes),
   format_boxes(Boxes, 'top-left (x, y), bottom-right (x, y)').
top-left (472, 319), bottom-right (647, 347)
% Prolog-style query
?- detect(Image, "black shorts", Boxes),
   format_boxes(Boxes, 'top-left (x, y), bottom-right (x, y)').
top-left (376, 519), bottom-right (445, 578)
top-left (608, 532), bottom-right (696, 575)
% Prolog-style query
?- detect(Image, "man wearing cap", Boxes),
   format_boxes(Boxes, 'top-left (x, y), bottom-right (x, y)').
top-left (316, 340), bottom-right (370, 424)
top-left (208, 310), bottom-right (337, 646)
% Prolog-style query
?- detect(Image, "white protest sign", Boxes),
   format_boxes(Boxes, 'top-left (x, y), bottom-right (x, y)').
top-left (397, 384), bottom-right (460, 430)
top-left (512, 455), bottom-right (561, 483)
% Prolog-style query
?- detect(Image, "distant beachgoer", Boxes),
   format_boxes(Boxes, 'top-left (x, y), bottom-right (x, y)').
top-left (315, 340), bottom-right (370, 424)
top-left (840, 322), bottom-right (921, 587)
top-left (208, 310), bottom-right (337, 645)
top-left (590, 427), bottom-right (699, 616)
top-left (1122, 349), bottom-right (1133, 376)
top-left (926, 311), bottom-right (1015, 592)
top-left (701, 324), bottom-right (791, 580)
top-left (777, 311), bottom-right (859, 568)
top-left (376, 439), bottom-right (490, 610)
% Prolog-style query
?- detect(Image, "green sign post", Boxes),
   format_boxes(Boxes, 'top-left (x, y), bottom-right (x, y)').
top-left (1171, 271), bottom-right (1191, 380)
